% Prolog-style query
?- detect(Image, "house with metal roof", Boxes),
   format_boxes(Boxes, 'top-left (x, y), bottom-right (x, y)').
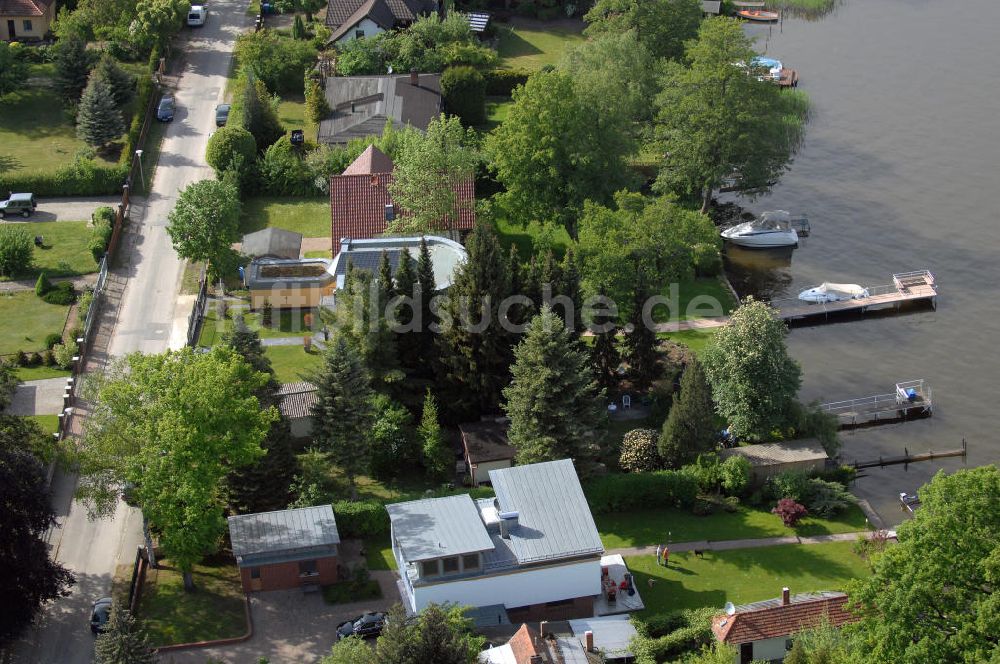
top-left (228, 505), bottom-right (341, 592)
top-left (711, 589), bottom-right (857, 663)
top-left (318, 73), bottom-right (443, 145)
top-left (331, 235), bottom-right (466, 290)
top-left (387, 459), bottom-right (609, 621)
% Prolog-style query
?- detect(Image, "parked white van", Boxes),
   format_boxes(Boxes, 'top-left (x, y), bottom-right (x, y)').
top-left (187, 5), bottom-right (207, 26)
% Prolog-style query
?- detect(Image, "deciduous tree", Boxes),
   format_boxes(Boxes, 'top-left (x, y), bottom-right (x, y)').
top-left (653, 17), bottom-right (809, 211)
top-left (78, 347), bottom-right (276, 590)
top-left (503, 307), bottom-right (604, 467)
top-left (206, 125), bottom-right (257, 178)
top-left (0, 42), bottom-right (28, 100)
top-left (166, 179), bottom-right (241, 275)
top-left (702, 298), bottom-right (801, 441)
top-left (584, 0), bottom-right (703, 61)
top-left (659, 357), bottom-right (717, 467)
top-left (847, 466), bottom-right (1000, 664)
top-left (77, 74), bottom-right (125, 148)
top-left (419, 390), bottom-right (451, 482)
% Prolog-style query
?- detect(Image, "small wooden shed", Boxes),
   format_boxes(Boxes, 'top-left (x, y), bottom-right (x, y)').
top-left (720, 439), bottom-right (830, 485)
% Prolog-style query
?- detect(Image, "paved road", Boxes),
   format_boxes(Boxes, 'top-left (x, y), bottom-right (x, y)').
top-left (5, 377), bottom-right (69, 416)
top-left (2, 4), bottom-right (247, 663)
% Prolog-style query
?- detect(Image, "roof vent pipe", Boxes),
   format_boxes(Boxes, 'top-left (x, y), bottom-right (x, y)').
top-left (498, 510), bottom-right (518, 539)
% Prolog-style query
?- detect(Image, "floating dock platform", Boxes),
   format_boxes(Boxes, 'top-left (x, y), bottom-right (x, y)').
top-left (776, 69), bottom-right (798, 87)
top-left (773, 270), bottom-right (937, 324)
top-left (820, 379), bottom-right (933, 429)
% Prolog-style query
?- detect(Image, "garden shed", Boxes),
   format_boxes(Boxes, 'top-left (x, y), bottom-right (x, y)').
top-left (720, 439), bottom-right (830, 485)
top-left (460, 420), bottom-right (515, 486)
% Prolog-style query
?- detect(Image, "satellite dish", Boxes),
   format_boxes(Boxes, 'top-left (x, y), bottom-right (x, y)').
top-left (724, 602), bottom-right (736, 616)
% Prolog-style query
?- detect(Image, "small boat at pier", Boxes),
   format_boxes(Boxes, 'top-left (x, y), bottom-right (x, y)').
top-left (738, 8), bottom-right (780, 21)
top-left (899, 492), bottom-right (921, 514)
top-left (798, 282), bottom-right (869, 303)
top-left (721, 210), bottom-right (807, 248)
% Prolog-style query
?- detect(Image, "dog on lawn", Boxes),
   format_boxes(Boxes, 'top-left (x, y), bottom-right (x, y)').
top-left (693, 549), bottom-right (706, 558)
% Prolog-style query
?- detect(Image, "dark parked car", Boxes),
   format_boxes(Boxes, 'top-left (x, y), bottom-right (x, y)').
top-left (156, 96), bottom-right (175, 121)
top-left (90, 597), bottom-right (112, 634)
top-left (336, 612), bottom-right (386, 640)
top-left (0, 192), bottom-right (37, 218)
top-left (215, 103), bottom-right (231, 127)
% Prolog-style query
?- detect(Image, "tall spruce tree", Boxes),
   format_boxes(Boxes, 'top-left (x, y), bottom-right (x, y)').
top-left (240, 69), bottom-right (284, 152)
top-left (558, 247), bottom-right (584, 338)
top-left (333, 265), bottom-right (402, 392)
top-left (93, 54), bottom-right (135, 107)
top-left (420, 390), bottom-right (451, 482)
top-left (415, 237), bottom-right (438, 376)
top-left (392, 248), bottom-right (420, 375)
top-left (623, 275), bottom-right (660, 390)
top-left (591, 331), bottom-right (621, 396)
top-left (437, 223), bottom-right (514, 419)
top-left (308, 335), bottom-right (374, 499)
top-left (53, 36), bottom-right (93, 102)
top-left (77, 73), bottom-right (125, 148)
top-left (503, 306), bottom-right (605, 467)
top-left (659, 357), bottom-right (717, 467)
top-left (93, 604), bottom-right (154, 664)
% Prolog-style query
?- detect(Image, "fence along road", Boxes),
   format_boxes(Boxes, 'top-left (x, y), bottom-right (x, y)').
top-left (2, 3), bottom-right (250, 662)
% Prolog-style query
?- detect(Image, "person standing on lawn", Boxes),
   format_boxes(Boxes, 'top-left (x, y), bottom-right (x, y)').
top-left (655, 544), bottom-right (662, 566)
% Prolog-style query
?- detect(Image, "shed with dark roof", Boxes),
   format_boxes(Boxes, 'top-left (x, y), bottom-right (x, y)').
top-left (460, 420), bottom-right (515, 486)
top-left (241, 227), bottom-right (303, 260)
top-left (228, 505), bottom-right (342, 592)
top-left (276, 382), bottom-right (318, 438)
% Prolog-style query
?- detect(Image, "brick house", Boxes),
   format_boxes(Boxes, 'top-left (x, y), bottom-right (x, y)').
top-left (324, 0), bottom-right (436, 45)
top-left (228, 505), bottom-right (341, 592)
top-left (1, 0), bottom-right (56, 41)
top-left (712, 589), bottom-right (858, 663)
top-left (329, 144), bottom-right (475, 253)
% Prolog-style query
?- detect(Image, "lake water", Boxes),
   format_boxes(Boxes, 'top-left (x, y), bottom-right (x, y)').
top-left (728, 0), bottom-right (1000, 525)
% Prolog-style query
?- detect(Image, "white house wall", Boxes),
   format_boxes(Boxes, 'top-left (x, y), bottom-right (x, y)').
top-left (334, 18), bottom-right (384, 45)
top-left (410, 559), bottom-right (601, 612)
top-left (470, 459), bottom-right (512, 486)
top-left (752, 636), bottom-right (789, 662)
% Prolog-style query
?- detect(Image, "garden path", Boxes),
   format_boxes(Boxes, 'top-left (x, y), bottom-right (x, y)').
top-left (0, 273), bottom-right (99, 293)
top-left (605, 530), bottom-right (891, 559)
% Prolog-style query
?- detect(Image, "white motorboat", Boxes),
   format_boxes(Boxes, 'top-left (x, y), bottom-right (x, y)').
top-left (798, 282), bottom-right (870, 303)
top-left (751, 56), bottom-right (783, 81)
top-left (721, 210), bottom-right (801, 248)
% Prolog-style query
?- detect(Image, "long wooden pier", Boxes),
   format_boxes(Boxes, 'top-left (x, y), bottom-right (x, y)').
top-left (845, 439), bottom-right (967, 471)
top-left (820, 379), bottom-right (933, 429)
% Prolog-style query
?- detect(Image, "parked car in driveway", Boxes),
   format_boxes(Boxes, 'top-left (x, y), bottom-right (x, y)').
top-left (336, 612), bottom-right (386, 640)
top-left (187, 4), bottom-right (207, 25)
top-left (215, 103), bottom-right (231, 127)
top-left (0, 192), bottom-right (37, 218)
top-left (90, 597), bottom-right (112, 634)
top-left (156, 96), bottom-right (175, 121)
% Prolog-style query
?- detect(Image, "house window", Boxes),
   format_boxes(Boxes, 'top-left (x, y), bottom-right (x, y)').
top-left (461, 554), bottom-right (480, 571)
top-left (298, 560), bottom-right (318, 576)
top-left (250, 567), bottom-right (261, 579)
top-left (23, 19), bottom-right (33, 31)
top-left (355, 29), bottom-right (365, 39)
top-left (442, 557), bottom-right (459, 574)
top-left (420, 560), bottom-right (439, 577)
top-left (545, 598), bottom-right (574, 608)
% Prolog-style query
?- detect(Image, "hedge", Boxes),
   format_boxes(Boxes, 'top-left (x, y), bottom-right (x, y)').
top-left (483, 68), bottom-right (531, 96)
top-left (584, 470), bottom-right (699, 515)
top-left (89, 206), bottom-right (115, 261)
top-left (0, 160), bottom-right (127, 197)
top-left (333, 499), bottom-right (391, 538)
top-left (120, 75), bottom-right (155, 166)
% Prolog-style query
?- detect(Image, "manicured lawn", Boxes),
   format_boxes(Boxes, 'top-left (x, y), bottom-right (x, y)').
top-left (626, 541), bottom-right (870, 615)
top-left (596, 504), bottom-right (868, 550)
top-left (497, 19), bottom-right (586, 70)
top-left (139, 557), bottom-right (247, 646)
top-left (495, 216), bottom-right (573, 259)
top-left (29, 414), bottom-right (60, 435)
top-left (277, 94), bottom-right (313, 134)
top-left (3, 221), bottom-right (101, 279)
top-left (266, 344), bottom-right (324, 383)
top-left (304, 249), bottom-right (332, 259)
top-left (198, 307), bottom-right (319, 347)
top-left (240, 197), bottom-right (331, 237)
top-left (482, 96), bottom-right (515, 131)
top-left (0, 89), bottom-right (118, 174)
top-left (365, 538), bottom-right (397, 571)
top-left (14, 365), bottom-right (71, 381)
top-left (322, 576), bottom-right (383, 605)
top-left (0, 292), bottom-right (70, 356)
top-left (657, 329), bottom-right (718, 357)
top-left (651, 277), bottom-right (736, 323)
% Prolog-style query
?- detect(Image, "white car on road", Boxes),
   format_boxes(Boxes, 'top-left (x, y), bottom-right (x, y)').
top-left (187, 4), bottom-right (207, 25)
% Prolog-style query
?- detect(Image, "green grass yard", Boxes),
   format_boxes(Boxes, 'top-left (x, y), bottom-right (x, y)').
top-left (197, 307), bottom-right (319, 347)
top-left (657, 329), bottom-right (718, 357)
top-left (0, 291), bottom-right (70, 356)
top-left (29, 414), bottom-right (60, 436)
top-left (626, 541), bottom-right (869, 615)
top-left (495, 216), bottom-right (573, 259)
top-left (2, 221), bottom-right (101, 280)
top-left (0, 89), bottom-right (118, 174)
top-left (596, 504), bottom-right (868, 550)
top-left (277, 95), bottom-right (313, 135)
top-left (652, 277), bottom-right (736, 323)
top-left (240, 197), bottom-right (331, 238)
top-left (14, 365), bottom-right (71, 382)
top-left (496, 19), bottom-right (587, 70)
top-left (139, 557), bottom-right (247, 646)
top-left (265, 344), bottom-right (324, 383)
top-left (482, 96), bottom-right (515, 131)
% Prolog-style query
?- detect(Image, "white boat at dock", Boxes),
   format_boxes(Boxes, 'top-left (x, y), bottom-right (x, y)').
top-left (721, 210), bottom-right (807, 248)
top-left (798, 282), bottom-right (870, 303)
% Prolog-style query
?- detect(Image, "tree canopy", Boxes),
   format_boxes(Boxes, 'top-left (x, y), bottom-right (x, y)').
top-left (166, 179), bottom-right (241, 274)
top-left (653, 17), bottom-right (809, 211)
top-left (76, 73), bottom-right (125, 148)
top-left (660, 357), bottom-right (718, 467)
top-left (847, 465), bottom-right (1000, 663)
top-left (584, 0), bottom-right (703, 62)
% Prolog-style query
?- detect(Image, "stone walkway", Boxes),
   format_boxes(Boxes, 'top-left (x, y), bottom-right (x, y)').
top-left (605, 531), bottom-right (892, 558)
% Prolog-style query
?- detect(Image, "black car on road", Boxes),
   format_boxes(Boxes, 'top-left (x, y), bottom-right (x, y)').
top-left (90, 597), bottom-right (112, 634)
top-left (156, 96), bottom-right (175, 121)
top-left (336, 612), bottom-right (386, 640)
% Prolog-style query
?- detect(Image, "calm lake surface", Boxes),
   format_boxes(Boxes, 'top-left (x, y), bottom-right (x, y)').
top-left (728, 0), bottom-right (1000, 525)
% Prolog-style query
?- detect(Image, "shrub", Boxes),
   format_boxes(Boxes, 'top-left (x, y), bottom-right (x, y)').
top-left (719, 455), bottom-right (751, 496)
top-left (14, 350), bottom-right (28, 367)
top-left (121, 75), bottom-right (155, 165)
top-left (772, 498), bottom-right (808, 527)
top-left (53, 339), bottom-right (79, 370)
top-left (0, 226), bottom-right (33, 277)
top-left (25, 351), bottom-right (42, 366)
top-left (584, 470), bottom-right (698, 514)
top-left (44, 333), bottom-right (63, 349)
top-left (0, 158), bottom-right (127, 197)
top-left (35, 273), bottom-right (53, 296)
top-left (683, 453), bottom-right (722, 493)
top-left (632, 608), bottom-right (716, 662)
top-left (618, 428), bottom-right (662, 473)
top-left (692, 242), bottom-right (722, 276)
top-left (766, 470), bottom-right (811, 503)
top-left (441, 66), bottom-right (486, 126)
top-left (292, 14), bottom-right (306, 39)
top-left (304, 78), bottom-right (331, 125)
top-left (258, 135), bottom-right (319, 196)
top-left (812, 464), bottom-right (857, 487)
top-left (483, 69), bottom-right (530, 96)
top-left (332, 499), bottom-right (390, 538)
top-left (691, 497), bottom-right (714, 516)
top-left (89, 206), bottom-right (115, 261)
top-left (43, 349), bottom-right (56, 366)
top-left (41, 281), bottom-right (76, 305)
top-left (206, 125), bottom-right (257, 177)
top-left (234, 29), bottom-right (317, 95)
top-left (803, 478), bottom-right (854, 517)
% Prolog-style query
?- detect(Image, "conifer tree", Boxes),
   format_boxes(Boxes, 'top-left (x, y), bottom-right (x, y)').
top-left (591, 329), bottom-right (621, 396)
top-left (308, 335), bottom-right (374, 499)
top-left (558, 247), bottom-right (583, 337)
top-left (623, 275), bottom-right (660, 390)
top-left (53, 36), bottom-right (93, 102)
top-left (437, 223), bottom-right (513, 419)
top-left (420, 390), bottom-right (451, 482)
top-left (659, 357), bottom-right (717, 467)
top-left (240, 69), bottom-right (284, 152)
top-left (503, 306), bottom-right (604, 467)
top-left (93, 604), bottom-right (154, 664)
top-left (333, 265), bottom-right (402, 392)
top-left (93, 54), bottom-right (135, 107)
top-left (415, 237), bottom-right (438, 375)
top-left (77, 74), bottom-right (125, 148)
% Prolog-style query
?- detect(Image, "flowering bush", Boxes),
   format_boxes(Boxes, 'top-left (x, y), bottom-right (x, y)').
top-left (772, 498), bottom-right (808, 527)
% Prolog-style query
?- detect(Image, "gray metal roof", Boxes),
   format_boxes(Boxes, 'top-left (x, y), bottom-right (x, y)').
top-left (331, 236), bottom-right (466, 290)
top-left (276, 381), bottom-right (318, 419)
top-left (720, 439), bottom-right (829, 467)
top-left (488, 459), bottom-right (605, 565)
top-left (228, 505), bottom-right (340, 567)
top-left (318, 74), bottom-right (441, 145)
top-left (568, 616), bottom-right (637, 660)
top-left (386, 493), bottom-right (494, 563)
top-left (241, 228), bottom-right (303, 260)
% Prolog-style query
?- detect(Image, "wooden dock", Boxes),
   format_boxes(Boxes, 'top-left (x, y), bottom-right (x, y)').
top-left (846, 439), bottom-right (967, 472)
top-left (776, 69), bottom-right (798, 87)
top-left (820, 379), bottom-right (933, 429)
top-left (772, 270), bottom-right (937, 324)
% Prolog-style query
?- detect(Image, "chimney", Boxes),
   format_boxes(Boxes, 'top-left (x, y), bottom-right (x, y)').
top-left (410, 68), bottom-right (419, 86)
top-left (539, 621), bottom-right (549, 638)
top-left (584, 630), bottom-right (594, 652)
top-left (529, 657), bottom-right (543, 664)
top-left (498, 511), bottom-right (519, 539)
top-left (782, 587), bottom-right (790, 605)
top-left (340, 238), bottom-right (351, 256)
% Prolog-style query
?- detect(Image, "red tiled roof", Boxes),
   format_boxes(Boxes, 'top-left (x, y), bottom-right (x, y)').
top-left (0, 0), bottom-right (52, 16)
top-left (343, 145), bottom-right (395, 175)
top-left (508, 624), bottom-right (544, 664)
top-left (329, 169), bottom-right (475, 251)
top-left (712, 592), bottom-right (857, 644)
